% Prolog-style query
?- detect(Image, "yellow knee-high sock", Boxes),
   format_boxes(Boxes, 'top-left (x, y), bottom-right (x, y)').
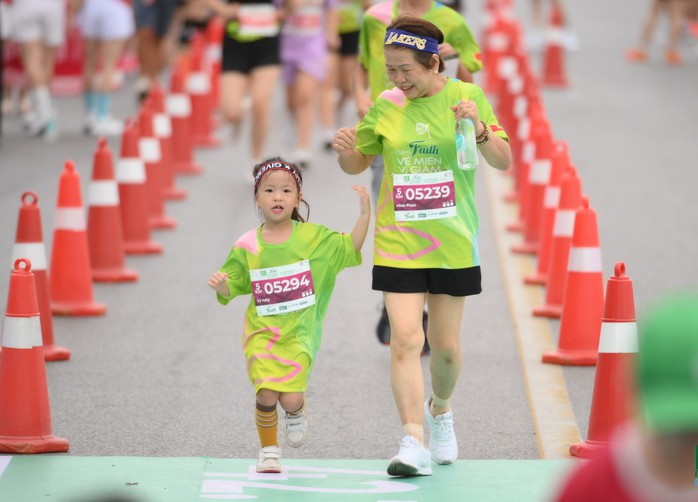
top-left (256, 403), bottom-right (278, 447)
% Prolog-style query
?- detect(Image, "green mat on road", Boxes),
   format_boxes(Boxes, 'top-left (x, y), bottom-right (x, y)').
top-left (0, 455), bottom-right (575, 501)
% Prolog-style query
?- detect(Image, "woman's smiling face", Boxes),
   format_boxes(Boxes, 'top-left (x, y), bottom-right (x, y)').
top-left (384, 46), bottom-right (438, 99)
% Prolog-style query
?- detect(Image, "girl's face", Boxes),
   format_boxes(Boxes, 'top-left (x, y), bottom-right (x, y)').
top-left (255, 170), bottom-right (302, 224)
top-left (384, 46), bottom-right (438, 99)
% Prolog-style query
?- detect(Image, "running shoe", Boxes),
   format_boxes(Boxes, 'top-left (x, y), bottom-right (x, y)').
top-left (284, 410), bottom-right (307, 448)
top-left (664, 49), bottom-right (682, 65)
top-left (387, 435), bottom-right (432, 477)
top-left (256, 445), bottom-right (282, 473)
top-left (423, 398), bottom-right (458, 465)
top-left (625, 48), bottom-right (648, 63)
top-left (92, 115), bottom-right (124, 137)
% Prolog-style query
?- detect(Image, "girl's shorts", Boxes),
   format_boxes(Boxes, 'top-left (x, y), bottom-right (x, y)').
top-left (338, 30), bottom-right (359, 56)
top-left (372, 265), bottom-right (482, 297)
top-left (222, 35), bottom-right (280, 74)
top-left (80, 0), bottom-right (135, 40)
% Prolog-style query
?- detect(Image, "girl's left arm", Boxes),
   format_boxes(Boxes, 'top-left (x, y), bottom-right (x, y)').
top-left (349, 186), bottom-right (371, 252)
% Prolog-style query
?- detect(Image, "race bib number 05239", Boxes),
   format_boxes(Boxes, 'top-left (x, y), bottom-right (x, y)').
top-left (392, 170), bottom-right (456, 222)
top-left (250, 260), bottom-right (316, 316)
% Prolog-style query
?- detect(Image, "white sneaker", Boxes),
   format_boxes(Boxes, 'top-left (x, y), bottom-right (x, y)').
top-left (424, 399), bottom-right (458, 465)
top-left (42, 119), bottom-right (59, 143)
top-left (284, 411), bottom-right (307, 448)
top-left (256, 445), bottom-right (281, 473)
top-left (91, 115), bottom-right (124, 137)
top-left (83, 113), bottom-right (97, 135)
top-left (387, 435), bottom-right (432, 477)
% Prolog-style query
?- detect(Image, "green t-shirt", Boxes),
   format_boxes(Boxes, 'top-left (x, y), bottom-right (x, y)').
top-left (338, 0), bottom-right (364, 34)
top-left (355, 78), bottom-right (508, 269)
top-left (217, 221), bottom-right (361, 362)
top-left (359, 0), bottom-right (483, 101)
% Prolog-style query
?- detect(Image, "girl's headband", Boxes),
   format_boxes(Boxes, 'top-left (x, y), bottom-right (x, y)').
top-left (384, 29), bottom-right (439, 54)
top-left (254, 161), bottom-right (303, 191)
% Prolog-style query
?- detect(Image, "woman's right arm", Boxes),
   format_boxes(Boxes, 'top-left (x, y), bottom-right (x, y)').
top-left (333, 127), bottom-right (375, 175)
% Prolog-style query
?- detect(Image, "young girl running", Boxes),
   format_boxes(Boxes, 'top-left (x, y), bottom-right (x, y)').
top-left (208, 157), bottom-right (370, 473)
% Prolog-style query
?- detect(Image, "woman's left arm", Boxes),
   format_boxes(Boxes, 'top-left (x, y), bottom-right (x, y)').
top-left (474, 122), bottom-right (512, 171)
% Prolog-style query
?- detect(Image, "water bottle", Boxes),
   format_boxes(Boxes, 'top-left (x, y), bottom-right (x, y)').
top-left (456, 118), bottom-right (478, 170)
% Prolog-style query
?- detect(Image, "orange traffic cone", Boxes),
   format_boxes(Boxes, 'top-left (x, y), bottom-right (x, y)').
top-left (533, 165), bottom-right (581, 318)
top-left (87, 138), bottom-right (139, 282)
top-left (50, 160), bottom-right (107, 316)
top-left (541, 5), bottom-right (569, 87)
top-left (139, 101), bottom-right (177, 229)
top-left (10, 192), bottom-right (71, 361)
top-left (168, 66), bottom-right (203, 175)
top-left (0, 258), bottom-right (70, 453)
top-left (204, 16), bottom-right (224, 109)
top-left (149, 80), bottom-right (187, 200)
top-left (116, 120), bottom-right (163, 254)
top-left (504, 73), bottom-right (540, 204)
top-left (542, 196), bottom-right (604, 365)
top-left (524, 140), bottom-right (569, 285)
top-left (506, 105), bottom-right (546, 233)
top-left (511, 118), bottom-right (553, 254)
top-left (569, 262), bottom-right (638, 458)
top-left (188, 34), bottom-right (220, 148)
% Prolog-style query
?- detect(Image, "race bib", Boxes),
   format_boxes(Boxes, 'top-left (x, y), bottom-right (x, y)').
top-left (392, 171), bottom-right (456, 222)
top-left (283, 6), bottom-right (323, 36)
top-left (238, 5), bottom-right (280, 37)
top-left (250, 260), bottom-right (316, 316)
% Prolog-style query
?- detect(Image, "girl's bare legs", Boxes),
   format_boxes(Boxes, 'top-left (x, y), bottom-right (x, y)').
top-left (385, 292), bottom-right (428, 442)
top-left (337, 54), bottom-right (357, 125)
top-left (219, 71), bottom-right (250, 142)
top-left (319, 51), bottom-right (340, 149)
top-left (20, 40), bottom-right (57, 133)
top-left (288, 70), bottom-right (318, 167)
top-left (249, 65), bottom-right (282, 162)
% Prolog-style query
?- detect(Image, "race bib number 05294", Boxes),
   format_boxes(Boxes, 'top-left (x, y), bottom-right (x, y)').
top-left (250, 260), bottom-right (316, 316)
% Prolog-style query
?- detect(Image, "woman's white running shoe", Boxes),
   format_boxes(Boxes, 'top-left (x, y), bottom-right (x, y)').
top-left (387, 435), bottom-right (432, 477)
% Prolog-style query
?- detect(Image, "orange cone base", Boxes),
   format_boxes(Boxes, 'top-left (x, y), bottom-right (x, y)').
top-left (93, 267), bottom-right (139, 283)
top-left (542, 349), bottom-right (597, 366)
top-left (506, 221), bottom-right (524, 232)
top-left (524, 273), bottom-right (547, 286)
top-left (533, 304), bottom-right (562, 318)
top-left (511, 242), bottom-right (539, 255)
top-left (124, 240), bottom-right (163, 255)
top-left (43, 344), bottom-right (71, 361)
top-left (51, 301), bottom-right (107, 317)
top-left (175, 162), bottom-right (204, 175)
top-left (543, 77), bottom-right (569, 88)
top-left (163, 187), bottom-right (187, 200)
top-left (194, 135), bottom-right (221, 148)
top-left (0, 435), bottom-right (70, 454)
top-left (149, 216), bottom-right (177, 229)
top-left (569, 439), bottom-right (607, 459)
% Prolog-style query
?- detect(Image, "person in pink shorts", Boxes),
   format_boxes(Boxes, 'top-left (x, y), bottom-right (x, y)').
top-left (281, 0), bottom-right (339, 169)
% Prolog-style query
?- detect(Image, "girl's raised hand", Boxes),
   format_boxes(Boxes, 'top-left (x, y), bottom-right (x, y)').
top-left (351, 185), bottom-right (370, 215)
top-left (208, 271), bottom-right (230, 296)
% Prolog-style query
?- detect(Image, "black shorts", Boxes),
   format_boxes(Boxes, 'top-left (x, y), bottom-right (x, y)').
top-left (222, 35), bottom-right (280, 74)
top-left (338, 30), bottom-right (359, 56)
top-left (372, 266), bottom-right (482, 297)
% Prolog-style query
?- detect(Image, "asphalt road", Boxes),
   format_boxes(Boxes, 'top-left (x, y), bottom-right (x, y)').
top-left (0, 0), bottom-right (697, 469)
